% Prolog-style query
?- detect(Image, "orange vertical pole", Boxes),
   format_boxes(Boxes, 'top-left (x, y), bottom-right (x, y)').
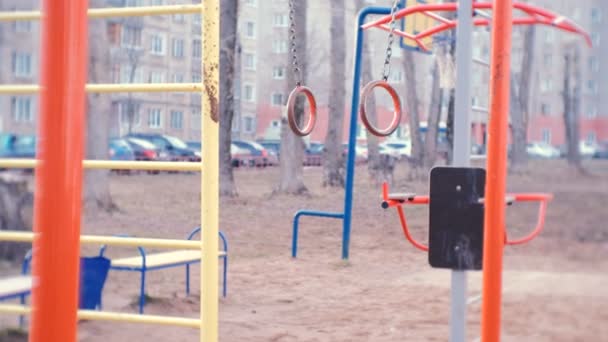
top-left (481, 0), bottom-right (512, 341)
top-left (30, 1), bottom-right (89, 341)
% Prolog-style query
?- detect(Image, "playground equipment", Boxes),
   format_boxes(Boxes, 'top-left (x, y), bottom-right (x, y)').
top-left (362, 1), bottom-right (590, 342)
top-left (286, 0), bottom-right (318, 137)
top-left (0, 2), bottom-right (220, 342)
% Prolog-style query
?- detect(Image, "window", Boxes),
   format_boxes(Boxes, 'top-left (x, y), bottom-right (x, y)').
top-left (192, 73), bottom-right (201, 82)
top-left (243, 116), bottom-right (255, 133)
top-left (389, 69), bottom-right (403, 83)
top-left (588, 80), bottom-right (598, 94)
top-left (592, 32), bottom-right (600, 46)
top-left (541, 103), bottom-right (551, 116)
top-left (543, 53), bottom-right (552, 67)
top-left (193, 14), bottom-right (202, 25)
top-left (121, 26), bottom-right (142, 48)
top-left (148, 108), bottom-right (163, 128)
top-left (170, 111), bottom-right (183, 129)
top-left (272, 66), bottom-right (285, 79)
top-left (586, 106), bottom-right (598, 118)
top-left (271, 92), bottom-right (285, 106)
top-left (244, 53), bottom-right (256, 70)
top-left (14, 20), bottom-right (31, 33)
top-left (150, 34), bottom-right (166, 55)
top-left (12, 52), bottom-right (32, 77)
top-left (587, 131), bottom-right (596, 143)
top-left (591, 8), bottom-right (602, 24)
top-left (589, 56), bottom-right (599, 73)
top-left (11, 97), bottom-right (33, 122)
top-left (271, 120), bottom-right (280, 128)
top-left (172, 38), bottom-right (185, 58)
top-left (273, 14), bottom-right (288, 27)
top-left (244, 0), bottom-right (256, 6)
top-left (120, 65), bottom-right (144, 83)
top-left (149, 71), bottom-right (164, 83)
top-left (192, 39), bottom-right (202, 58)
top-left (173, 13), bottom-right (185, 23)
top-left (150, 0), bottom-right (163, 5)
top-left (231, 117), bottom-right (240, 132)
top-left (125, 0), bottom-right (143, 5)
top-left (540, 79), bottom-right (553, 93)
top-left (245, 21), bottom-right (256, 38)
top-left (119, 102), bottom-right (141, 126)
top-left (541, 128), bottom-right (551, 144)
top-left (243, 84), bottom-right (255, 102)
top-left (272, 40), bottom-right (288, 53)
top-left (544, 30), bottom-right (554, 43)
top-left (173, 73), bottom-right (185, 83)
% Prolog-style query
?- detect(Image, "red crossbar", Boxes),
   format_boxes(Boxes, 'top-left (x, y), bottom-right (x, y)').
top-left (362, 2), bottom-right (592, 51)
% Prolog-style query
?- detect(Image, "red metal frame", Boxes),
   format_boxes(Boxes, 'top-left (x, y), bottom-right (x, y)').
top-left (30, 1), bottom-right (89, 341)
top-left (361, 2), bottom-right (592, 52)
top-left (381, 183), bottom-right (553, 251)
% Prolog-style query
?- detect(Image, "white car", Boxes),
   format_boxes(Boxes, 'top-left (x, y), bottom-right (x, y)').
top-left (526, 142), bottom-right (560, 159)
top-left (579, 141), bottom-right (598, 158)
top-left (379, 140), bottom-right (411, 159)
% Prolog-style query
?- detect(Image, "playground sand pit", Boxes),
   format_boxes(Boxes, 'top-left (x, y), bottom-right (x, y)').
top-left (1, 160), bottom-right (608, 341)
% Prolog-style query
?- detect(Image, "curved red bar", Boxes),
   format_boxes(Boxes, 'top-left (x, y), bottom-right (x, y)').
top-left (505, 193), bottom-right (553, 246)
top-left (382, 182), bottom-right (429, 252)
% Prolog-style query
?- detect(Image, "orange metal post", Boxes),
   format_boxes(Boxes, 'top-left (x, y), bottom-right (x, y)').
top-left (481, 0), bottom-right (512, 341)
top-left (30, 1), bottom-right (89, 341)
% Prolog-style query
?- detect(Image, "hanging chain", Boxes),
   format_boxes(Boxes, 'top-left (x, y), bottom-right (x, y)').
top-left (382, 0), bottom-right (400, 82)
top-left (289, 0), bottom-right (302, 86)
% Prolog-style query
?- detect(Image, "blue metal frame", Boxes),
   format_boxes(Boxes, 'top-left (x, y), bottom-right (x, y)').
top-left (99, 227), bottom-right (228, 314)
top-left (291, 7), bottom-right (392, 260)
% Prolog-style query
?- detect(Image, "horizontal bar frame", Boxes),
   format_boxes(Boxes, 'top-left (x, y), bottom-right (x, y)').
top-left (0, 304), bottom-right (201, 328)
top-left (0, 231), bottom-right (204, 250)
top-left (0, 83), bottom-right (202, 95)
top-left (0, 159), bottom-right (202, 171)
top-left (0, 4), bottom-right (203, 21)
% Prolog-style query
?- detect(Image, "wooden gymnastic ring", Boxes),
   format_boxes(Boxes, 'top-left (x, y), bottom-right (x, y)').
top-left (287, 85), bottom-right (317, 137)
top-left (359, 80), bottom-right (402, 137)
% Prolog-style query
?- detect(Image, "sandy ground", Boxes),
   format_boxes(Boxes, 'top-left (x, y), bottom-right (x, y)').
top-left (1, 159), bottom-right (608, 341)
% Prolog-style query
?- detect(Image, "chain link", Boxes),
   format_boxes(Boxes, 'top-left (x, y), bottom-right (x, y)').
top-left (382, 0), bottom-right (400, 81)
top-left (288, 0), bottom-right (302, 86)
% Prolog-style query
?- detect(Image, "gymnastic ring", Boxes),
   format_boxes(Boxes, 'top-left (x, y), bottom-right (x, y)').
top-left (287, 85), bottom-right (317, 137)
top-left (359, 80), bottom-right (402, 137)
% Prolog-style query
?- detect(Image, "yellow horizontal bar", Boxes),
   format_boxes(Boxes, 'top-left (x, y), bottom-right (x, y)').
top-left (0, 4), bottom-right (203, 22)
top-left (0, 304), bottom-right (201, 328)
top-left (0, 159), bottom-right (202, 171)
top-left (0, 231), bottom-right (201, 250)
top-left (0, 83), bottom-right (202, 95)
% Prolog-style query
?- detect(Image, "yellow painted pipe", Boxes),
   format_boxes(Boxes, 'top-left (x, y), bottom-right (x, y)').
top-left (0, 159), bottom-right (202, 171)
top-left (0, 305), bottom-right (201, 328)
top-left (0, 231), bottom-right (203, 250)
top-left (0, 4), bottom-right (203, 21)
top-left (0, 83), bottom-right (202, 95)
top-left (201, 0), bottom-right (220, 341)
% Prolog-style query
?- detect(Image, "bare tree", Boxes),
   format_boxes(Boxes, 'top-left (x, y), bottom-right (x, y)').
top-left (322, 0), bottom-right (346, 188)
top-left (444, 0), bottom-right (457, 164)
top-left (509, 26), bottom-right (535, 168)
top-left (402, 51), bottom-right (424, 178)
top-left (84, 0), bottom-right (116, 211)
top-left (562, 44), bottom-right (584, 171)
top-left (219, 0), bottom-right (239, 197)
top-left (275, 0), bottom-right (309, 195)
top-left (0, 174), bottom-right (32, 261)
top-left (424, 57), bottom-right (443, 168)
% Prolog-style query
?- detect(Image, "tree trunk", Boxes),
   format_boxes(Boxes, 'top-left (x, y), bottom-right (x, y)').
top-left (562, 47), bottom-right (583, 170)
top-left (219, 0), bottom-right (239, 197)
top-left (403, 51), bottom-right (424, 179)
top-left (444, 0), bottom-right (457, 165)
top-left (510, 26), bottom-right (535, 168)
top-left (322, 0), bottom-right (346, 188)
top-left (0, 174), bottom-right (33, 262)
top-left (275, 0), bottom-right (308, 195)
top-left (84, 2), bottom-right (117, 212)
top-left (424, 58), bottom-right (442, 168)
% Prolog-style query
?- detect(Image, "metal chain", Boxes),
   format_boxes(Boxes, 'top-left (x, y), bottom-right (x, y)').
top-left (288, 0), bottom-right (302, 86)
top-left (382, 0), bottom-right (400, 81)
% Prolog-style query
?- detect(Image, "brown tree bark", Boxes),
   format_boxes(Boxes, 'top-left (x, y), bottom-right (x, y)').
top-left (402, 51), bottom-right (424, 179)
top-left (275, 0), bottom-right (308, 195)
top-left (219, 0), bottom-right (239, 197)
top-left (84, 0), bottom-right (117, 212)
top-left (322, 0), bottom-right (346, 188)
top-left (0, 174), bottom-right (33, 262)
top-left (424, 58), bottom-right (442, 168)
top-left (563, 46), bottom-right (584, 171)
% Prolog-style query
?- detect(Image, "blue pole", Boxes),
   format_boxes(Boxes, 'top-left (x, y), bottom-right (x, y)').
top-left (342, 7), bottom-right (392, 260)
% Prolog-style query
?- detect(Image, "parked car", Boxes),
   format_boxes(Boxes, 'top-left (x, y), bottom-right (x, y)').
top-left (526, 142), bottom-right (560, 159)
top-left (342, 143), bottom-right (368, 164)
top-left (0, 134), bottom-right (37, 159)
top-left (379, 140), bottom-right (411, 159)
top-left (305, 142), bottom-right (324, 166)
top-left (230, 143), bottom-right (250, 167)
top-left (579, 141), bottom-right (598, 159)
top-left (126, 137), bottom-right (162, 161)
top-left (109, 138), bottom-right (135, 161)
top-left (232, 140), bottom-right (273, 167)
top-left (593, 142), bottom-right (608, 159)
top-left (186, 141), bottom-right (202, 159)
top-left (126, 133), bottom-right (200, 161)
